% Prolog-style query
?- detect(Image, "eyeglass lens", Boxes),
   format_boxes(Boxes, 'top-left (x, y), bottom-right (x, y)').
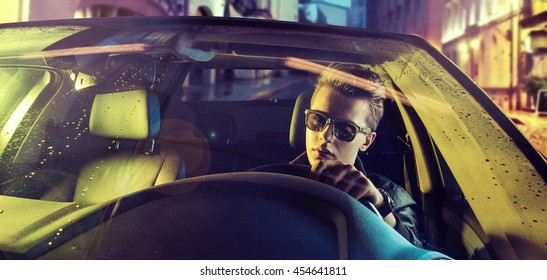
top-left (306, 111), bottom-right (357, 142)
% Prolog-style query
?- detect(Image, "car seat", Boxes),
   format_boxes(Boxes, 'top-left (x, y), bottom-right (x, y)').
top-left (72, 89), bottom-right (185, 204)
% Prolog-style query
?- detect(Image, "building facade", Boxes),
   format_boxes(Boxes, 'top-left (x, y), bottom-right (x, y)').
top-left (443, 0), bottom-right (546, 112)
top-left (367, 0), bottom-right (445, 50)
top-left (368, 0), bottom-right (546, 112)
top-left (443, 0), bottom-right (519, 111)
top-left (74, 0), bottom-right (298, 20)
top-left (520, 1), bottom-right (547, 111)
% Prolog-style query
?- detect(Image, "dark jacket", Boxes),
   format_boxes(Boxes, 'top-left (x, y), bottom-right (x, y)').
top-left (290, 152), bottom-right (423, 248)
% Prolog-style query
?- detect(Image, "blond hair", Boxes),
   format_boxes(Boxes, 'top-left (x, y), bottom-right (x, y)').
top-left (312, 63), bottom-right (385, 131)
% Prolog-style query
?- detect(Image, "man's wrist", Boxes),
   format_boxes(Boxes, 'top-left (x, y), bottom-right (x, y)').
top-left (376, 188), bottom-right (394, 218)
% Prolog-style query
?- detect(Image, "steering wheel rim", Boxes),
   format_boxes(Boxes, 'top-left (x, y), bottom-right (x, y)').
top-left (249, 163), bottom-right (382, 218)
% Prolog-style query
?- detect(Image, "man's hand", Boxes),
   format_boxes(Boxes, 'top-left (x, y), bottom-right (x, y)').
top-left (310, 160), bottom-right (382, 205)
top-left (310, 160), bottom-right (396, 227)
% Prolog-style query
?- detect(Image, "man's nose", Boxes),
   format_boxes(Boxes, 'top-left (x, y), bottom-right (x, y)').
top-left (319, 123), bottom-right (335, 142)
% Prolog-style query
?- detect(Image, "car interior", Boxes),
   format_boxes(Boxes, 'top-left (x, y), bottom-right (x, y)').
top-left (2, 16), bottom-right (546, 260)
top-left (0, 39), bottom-right (476, 259)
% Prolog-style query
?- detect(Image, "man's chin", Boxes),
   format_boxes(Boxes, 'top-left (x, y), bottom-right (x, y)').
top-left (309, 155), bottom-right (335, 166)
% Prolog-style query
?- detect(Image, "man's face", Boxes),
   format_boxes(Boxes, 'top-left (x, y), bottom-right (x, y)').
top-left (306, 86), bottom-right (376, 167)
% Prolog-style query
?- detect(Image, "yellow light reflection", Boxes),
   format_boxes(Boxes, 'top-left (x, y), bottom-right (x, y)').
top-left (0, 72), bottom-right (50, 154)
top-left (283, 56), bottom-right (411, 106)
top-left (470, 38), bottom-right (480, 51)
top-left (458, 42), bottom-right (469, 62)
top-left (19, 44), bottom-right (150, 59)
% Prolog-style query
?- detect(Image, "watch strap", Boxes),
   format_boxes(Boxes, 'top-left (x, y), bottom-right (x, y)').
top-left (377, 188), bottom-right (394, 218)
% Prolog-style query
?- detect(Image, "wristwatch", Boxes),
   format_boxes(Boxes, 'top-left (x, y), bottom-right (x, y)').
top-left (377, 188), bottom-right (395, 218)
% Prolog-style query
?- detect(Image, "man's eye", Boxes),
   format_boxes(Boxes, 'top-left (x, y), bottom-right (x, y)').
top-left (338, 124), bottom-right (354, 136)
top-left (312, 117), bottom-right (320, 126)
top-left (311, 115), bottom-right (323, 125)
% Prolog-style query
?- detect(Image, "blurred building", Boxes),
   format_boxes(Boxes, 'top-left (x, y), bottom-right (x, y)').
top-left (442, 0), bottom-right (535, 112)
top-left (366, 0), bottom-right (444, 50)
top-left (368, 0), bottom-right (546, 112)
top-left (75, 0), bottom-right (171, 17)
top-left (73, 0), bottom-right (298, 21)
top-left (520, 1), bottom-right (547, 111)
top-left (444, 0), bottom-right (547, 112)
top-left (0, 0), bottom-right (79, 23)
top-left (298, 0), bottom-right (367, 28)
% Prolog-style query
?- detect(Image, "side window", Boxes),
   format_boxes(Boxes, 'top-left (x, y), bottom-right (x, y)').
top-left (0, 67), bottom-right (62, 198)
top-left (0, 68), bottom-right (57, 160)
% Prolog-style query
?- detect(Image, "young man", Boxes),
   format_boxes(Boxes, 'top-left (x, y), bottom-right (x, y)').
top-left (290, 63), bottom-right (422, 247)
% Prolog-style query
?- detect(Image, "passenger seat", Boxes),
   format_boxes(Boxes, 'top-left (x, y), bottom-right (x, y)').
top-left (73, 89), bottom-right (184, 204)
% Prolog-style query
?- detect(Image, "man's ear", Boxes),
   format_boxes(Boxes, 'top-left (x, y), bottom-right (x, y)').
top-left (359, 132), bottom-right (376, 152)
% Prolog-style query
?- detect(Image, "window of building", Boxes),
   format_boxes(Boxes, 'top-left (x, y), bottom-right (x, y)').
top-left (469, 2), bottom-right (476, 26)
top-left (461, 8), bottom-right (467, 30)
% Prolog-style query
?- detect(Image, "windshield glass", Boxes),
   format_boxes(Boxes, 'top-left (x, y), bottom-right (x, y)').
top-left (0, 17), bottom-right (544, 260)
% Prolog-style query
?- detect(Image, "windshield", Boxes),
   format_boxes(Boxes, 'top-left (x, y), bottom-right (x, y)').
top-left (0, 17), bottom-right (544, 260)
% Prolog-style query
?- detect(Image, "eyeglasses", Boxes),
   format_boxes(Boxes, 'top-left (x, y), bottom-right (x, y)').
top-left (305, 109), bottom-right (371, 142)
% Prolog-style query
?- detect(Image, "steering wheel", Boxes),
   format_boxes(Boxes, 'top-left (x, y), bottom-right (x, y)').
top-left (38, 169), bottom-right (448, 259)
top-left (248, 163), bottom-right (382, 218)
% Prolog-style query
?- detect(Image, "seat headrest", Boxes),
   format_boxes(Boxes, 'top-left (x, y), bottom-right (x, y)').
top-left (289, 90), bottom-right (312, 151)
top-left (89, 89), bottom-right (160, 140)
